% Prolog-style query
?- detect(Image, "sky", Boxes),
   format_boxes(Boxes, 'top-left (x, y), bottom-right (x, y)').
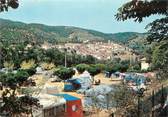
top-left (0, 0), bottom-right (159, 33)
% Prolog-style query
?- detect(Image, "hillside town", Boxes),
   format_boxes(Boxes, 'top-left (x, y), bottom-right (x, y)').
top-left (40, 41), bottom-right (139, 62)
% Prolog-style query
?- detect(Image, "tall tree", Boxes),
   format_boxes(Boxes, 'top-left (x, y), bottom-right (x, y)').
top-left (116, 0), bottom-right (168, 78)
top-left (116, 0), bottom-right (168, 42)
top-left (0, 0), bottom-right (19, 12)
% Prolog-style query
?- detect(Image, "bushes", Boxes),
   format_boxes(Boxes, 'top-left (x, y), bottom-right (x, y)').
top-left (94, 64), bottom-right (105, 72)
top-left (105, 65), bottom-right (119, 74)
top-left (88, 65), bottom-right (101, 77)
top-left (54, 67), bottom-right (75, 80)
top-left (76, 64), bottom-right (103, 75)
top-left (0, 70), bottom-right (30, 88)
top-left (14, 70), bottom-right (29, 85)
top-left (127, 64), bottom-right (141, 72)
top-left (24, 67), bottom-right (36, 76)
top-left (76, 64), bottom-right (90, 74)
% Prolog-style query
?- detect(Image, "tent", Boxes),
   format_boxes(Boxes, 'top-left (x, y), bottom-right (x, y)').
top-left (85, 85), bottom-right (112, 96)
top-left (64, 79), bottom-right (81, 91)
top-left (41, 84), bottom-right (60, 94)
top-left (64, 71), bottom-right (92, 91)
top-left (83, 85), bottom-right (114, 109)
top-left (124, 73), bottom-right (147, 85)
top-left (33, 94), bottom-right (66, 117)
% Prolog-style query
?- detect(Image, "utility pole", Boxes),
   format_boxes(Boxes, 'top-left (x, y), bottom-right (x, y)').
top-left (64, 48), bottom-right (67, 68)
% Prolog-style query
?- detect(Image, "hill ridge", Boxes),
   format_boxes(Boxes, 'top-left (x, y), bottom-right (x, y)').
top-left (0, 18), bottom-right (144, 44)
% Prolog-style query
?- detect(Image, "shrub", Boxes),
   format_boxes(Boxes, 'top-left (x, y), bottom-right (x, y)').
top-left (54, 67), bottom-right (75, 81)
top-left (88, 65), bottom-right (101, 77)
top-left (14, 70), bottom-right (29, 85)
top-left (21, 67), bottom-right (36, 76)
top-left (94, 64), bottom-right (106, 72)
top-left (76, 64), bottom-right (90, 74)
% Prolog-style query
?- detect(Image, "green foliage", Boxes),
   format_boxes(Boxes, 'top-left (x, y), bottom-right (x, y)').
top-left (128, 63), bottom-right (141, 72)
top-left (76, 64), bottom-right (90, 74)
top-left (116, 0), bottom-right (168, 78)
top-left (0, 0), bottom-right (19, 12)
top-left (0, 89), bottom-right (39, 116)
top-left (151, 42), bottom-right (168, 78)
top-left (94, 64), bottom-right (106, 72)
top-left (14, 70), bottom-right (29, 85)
top-left (54, 67), bottom-right (75, 80)
top-left (1, 73), bottom-right (17, 89)
top-left (146, 17), bottom-right (168, 42)
top-left (0, 18), bottom-right (144, 44)
top-left (116, 0), bottom-right (167, 23)
top-left (87, 65), bottom-right (101, 77)
top-left (0, 42), bottom-right (98, 69)
top-left (105, 60), bottom-right (129, 73)
top-left (105, 66), bottom-right (115, 74)
top-left (0, 71), bottom-right (39, 116)
top-left (22, 67), bottom-right (36, 76)
top-left (152, 43), bottom-right (168, 69)
top-left (0, 70), bottom-right (30, 88)
top-left (119, 64), bottom-right (129, 73)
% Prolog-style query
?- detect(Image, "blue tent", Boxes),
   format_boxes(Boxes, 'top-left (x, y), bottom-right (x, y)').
top-left (64, 79), bottom-right (81, 91)
top-left (124, 74), bottom-right (146, 85)
top-left (67, 79), bottom-right (81, 85)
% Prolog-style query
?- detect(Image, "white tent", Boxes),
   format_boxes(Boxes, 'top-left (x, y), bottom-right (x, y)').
top-left (38, 94), bottom-right (66, 109)
top-left (85, 85), bottom-right (112, 96)
top-left (72, 71), bottom-right (92, 90)
top-left (79, 70), bottom-right (91, 78)
top-left (40, 83), bottom-right (62, 94)
top-left (33, 94), bottom-right (66, 117)
top-left (83, 85), bottom-right (114, 109)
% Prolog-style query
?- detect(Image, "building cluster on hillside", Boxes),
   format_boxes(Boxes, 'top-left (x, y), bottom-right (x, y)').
top-left (54, 41), bottom-right (139, 61)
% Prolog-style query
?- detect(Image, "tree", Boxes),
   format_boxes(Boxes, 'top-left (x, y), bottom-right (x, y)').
top-left (54, 67), bottom-right (75, 81)
top-left (112, 85), bottom-right (139, 117)
top-left (116, 0), bottom-right (168, 77)
top-left (14, 70), bottom-right (29, 86)
top-left (0, 0), bottom-right (19, 12)
top-left (120, 60), bottom-right (130, 72)
top-left (0, 72), bottom-right (39, 116)
top-left (115, 0), bottom-right (168, 42)
top-left (76, 64), bottom-right (90, 74)
top-left (94, 64), bottom-right (106, 72)
top-left (152, 42), bottom-right (168, 78)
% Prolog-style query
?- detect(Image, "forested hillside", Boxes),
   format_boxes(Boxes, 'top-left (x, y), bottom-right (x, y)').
top-left (0, 18), bottom-right (145, 45)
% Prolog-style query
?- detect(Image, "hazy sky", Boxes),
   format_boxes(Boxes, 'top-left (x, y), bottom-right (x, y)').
top-left (0, 0), bottom-right (159, 33)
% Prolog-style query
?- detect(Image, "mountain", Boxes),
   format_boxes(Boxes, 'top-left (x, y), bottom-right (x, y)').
top-left (0, 18), bottom-right (145, 44)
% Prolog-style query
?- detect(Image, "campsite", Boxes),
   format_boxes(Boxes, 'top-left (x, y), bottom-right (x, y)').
top-left (0, 64), bottom-right (158, 117)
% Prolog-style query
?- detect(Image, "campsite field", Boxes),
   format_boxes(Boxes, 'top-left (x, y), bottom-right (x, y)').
top-left (43, 73), bottom-right (121, 117)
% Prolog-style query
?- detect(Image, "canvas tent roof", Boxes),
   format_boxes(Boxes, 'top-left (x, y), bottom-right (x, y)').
top-left (79, 71), bottom-right (91, 78)
top-left (83, 85), bottom-right (114, 109)
top-left (52, 94), bottom-right (80, 101)
top-left (85, 85), bottom-right (113, 96)
top-left (67, 71), bottom-right (92, 90)
top-left (38, 94), bottom-right (66, 109)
